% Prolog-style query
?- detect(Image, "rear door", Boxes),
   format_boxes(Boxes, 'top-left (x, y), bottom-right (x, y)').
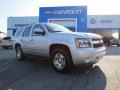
top-left (21, 26), bottom-right (32, 54)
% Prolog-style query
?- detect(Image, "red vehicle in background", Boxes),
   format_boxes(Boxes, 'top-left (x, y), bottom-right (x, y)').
top-left (0, 37), bottom-right (3, 43)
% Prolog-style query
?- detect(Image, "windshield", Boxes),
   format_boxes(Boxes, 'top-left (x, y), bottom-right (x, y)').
top-left (45, 23), bottom-right (72, 32)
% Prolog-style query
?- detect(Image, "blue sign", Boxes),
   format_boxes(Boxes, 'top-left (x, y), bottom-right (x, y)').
top-left (39, 6), bottom-right (87, 32)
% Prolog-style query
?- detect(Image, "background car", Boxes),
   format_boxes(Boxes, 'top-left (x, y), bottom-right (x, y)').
top-left (103, 36), bottom-right (120, 46)
top-left (0, 31), bottom-right (6, 46)
top-left (0, 37), bottom-right (2, 44)
top-left (1, 36), bottom-right (13, 49)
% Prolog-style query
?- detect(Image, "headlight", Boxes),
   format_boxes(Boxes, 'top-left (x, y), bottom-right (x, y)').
top-left (75, 38), bottom-right (91, 48)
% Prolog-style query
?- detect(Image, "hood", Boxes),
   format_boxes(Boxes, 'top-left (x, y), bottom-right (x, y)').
top-left (78, 32), bottom-right (102, 38)
top-left (55, 31), bottom-right (102, 39)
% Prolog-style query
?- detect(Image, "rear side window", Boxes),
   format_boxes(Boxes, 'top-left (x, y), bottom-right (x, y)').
top-left (14, 28), bottom-right (24, 37)
top-left (22, 26), bottom-right (32, 37)
top-left (103, 36), bottom-right (113, 39)
top-left (3, 37), bottom-right (11, 40)
top-left (109, 36), bottom-right (113, 39)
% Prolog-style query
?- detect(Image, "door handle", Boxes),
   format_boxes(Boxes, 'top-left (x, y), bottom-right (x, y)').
top-left (30, 39), bottom-right (33, 41)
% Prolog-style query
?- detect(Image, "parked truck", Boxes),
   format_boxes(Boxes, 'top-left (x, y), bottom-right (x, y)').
top-left (13, 23), bottom-right (106, 73)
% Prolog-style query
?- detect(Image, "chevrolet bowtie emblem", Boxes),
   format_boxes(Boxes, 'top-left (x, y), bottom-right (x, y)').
top-left (45, 11), bottom-right (53, 15)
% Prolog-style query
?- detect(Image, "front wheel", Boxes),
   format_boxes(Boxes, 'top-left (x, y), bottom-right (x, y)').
top-left (85, 64), bottom-right (94, 69)
top-left (51, 48), bottom-right (73, 73)
top-left (15, 46), bottom-right (25, 61)
top-left (117, 44), bottom-right (120, 46)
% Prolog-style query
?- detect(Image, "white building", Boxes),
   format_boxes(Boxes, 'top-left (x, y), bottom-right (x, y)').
top-left (7, 16), bottom-right (39, 36)
top-left (7, 15), bottom-right (120, 38)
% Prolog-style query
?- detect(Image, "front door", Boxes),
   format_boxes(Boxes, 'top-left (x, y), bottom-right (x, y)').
top-left (29, 24), bottom-right (49, 56)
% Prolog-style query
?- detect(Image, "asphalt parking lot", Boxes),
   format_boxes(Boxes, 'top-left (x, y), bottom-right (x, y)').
top-left (0, 46), bottom-right (120, 90)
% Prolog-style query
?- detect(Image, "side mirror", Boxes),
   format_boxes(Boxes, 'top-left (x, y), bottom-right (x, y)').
top-left (34, 31), bottom-right (45, 36)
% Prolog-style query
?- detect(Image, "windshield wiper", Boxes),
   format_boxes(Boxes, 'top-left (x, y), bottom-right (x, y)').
top-left (53, 31), bottom-right (62, 32)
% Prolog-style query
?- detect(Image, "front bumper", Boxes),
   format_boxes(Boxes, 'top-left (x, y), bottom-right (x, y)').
top-left (71, 46), bottom-right (106, 66)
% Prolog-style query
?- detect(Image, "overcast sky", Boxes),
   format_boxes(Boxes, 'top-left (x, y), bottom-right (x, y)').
top-left (0, 0), bottom-right (120, 32)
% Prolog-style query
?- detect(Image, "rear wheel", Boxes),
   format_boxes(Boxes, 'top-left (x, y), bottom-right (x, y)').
top-left (51, 48), bottom-right (73, 73)
top-left (15, 46), bottom-right (25, 61)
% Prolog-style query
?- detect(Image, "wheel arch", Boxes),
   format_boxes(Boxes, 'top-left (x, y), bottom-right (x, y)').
top-left (15, 43), bottom-right (21, 49)
top-left (49, 44), bottom-right (72, 61)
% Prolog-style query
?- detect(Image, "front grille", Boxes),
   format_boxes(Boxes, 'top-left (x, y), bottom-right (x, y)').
top-left (92, 39), bottom-right (104, 48)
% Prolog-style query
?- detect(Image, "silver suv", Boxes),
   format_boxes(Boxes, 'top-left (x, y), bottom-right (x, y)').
top-left (13, 23), bottom-right (106, 73)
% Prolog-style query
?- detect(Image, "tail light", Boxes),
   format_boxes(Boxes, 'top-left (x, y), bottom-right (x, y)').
top-left (0, 37), bottom-right (3, 43)
top-left (9, 39), bottom-right (13, 43)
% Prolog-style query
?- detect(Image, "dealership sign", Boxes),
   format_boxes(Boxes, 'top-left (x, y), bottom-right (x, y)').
top-left (100, 20), bottom-right (113, 23)
top-left (14, 24), bottom-right (29, 27)
top-left (45, 10), bottom-right (82, 15)
top-left (39, 6), bottom-right (87, 32)
top-left (88, 15), bottom-right (120, 29)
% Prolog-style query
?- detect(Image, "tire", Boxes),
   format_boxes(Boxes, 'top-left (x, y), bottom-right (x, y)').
top-left (3, 46), bottom-right (8, 49)
top-left (117, 44), bottom-right (120, 46)
top-left (107, 43), bottom-right (110, 46)
top-left (15, 46), bottom-right (25, 61)
top-left (51, 48), bottom-right (73, 73)
top-left (86, 64), bottom-right (94, 69)
top-left (80, 64), bottom-right (94, 72)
